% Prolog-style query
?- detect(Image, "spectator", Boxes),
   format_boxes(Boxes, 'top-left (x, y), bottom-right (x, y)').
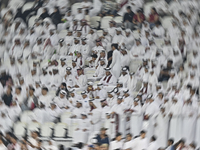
top-left (24, 86), bottom-right (38, 110)
top-left (166, 139), bottom-right (175, 150)
top-left (85, 9), bottom-right (91, 25)
top-left (109, 133), bottom-right (123, 150)
top-left (50, 7), bottom-right (62, 27)
top-left (132, 9), bottom-right (145, 30)
top-left (148, 7), bottom-right (159, 29)
top-left (123, 6), bottom-right (135, 30)
top-left (39, 8), bottom-right (50, 20)
top-left (152, 20), bottom-right (165, 38)
top-left (158, 60), bottom-right (174, 82)
top-left (95, 128), bottom-right (109, 145)
top-left (2, 87), bottom-right (13, 107)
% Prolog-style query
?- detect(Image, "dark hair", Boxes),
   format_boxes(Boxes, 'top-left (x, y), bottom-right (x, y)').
top-left (11, 135), bottom-right (18, 140)
top-left (29, 86), bottom-right (35, 92)
top-left (16, 87), bottom-right (22, 91)
top-left (155, 20), bottom-right (161, 26)
top-left (179, 139), bottom-right (185, 144)
top-left (127, 6), bottom-right (131, 10)
top-left (151, 136), bottom-right (156, 141)
top-left (116, 132), bottom-right (122, 137)
top-left (43, 8), bottom-right (48, 12)
top-left (168, 138), bottom-right (174, 144)
top-left (42, 87), bottom-right (48, 92)
top-left (151, 7), bottom-right (157, 14)
top-left (126, 133), bottom-right (132, 137)
top-left (59, 144), bottom-right (65, 150)
top-left (85, 9), bottom-right (89, 14)
top-left (168, 60), bottom-right (173, 64)
top-left (140, 130), bottom-right (146, 134)
top-left (8, 86), bottom-right (12, 92)
top-left (111, 43), bottom-right (118, 49)
top-left (137, 9), bottom-right (142, 13)
top-left (76, 142), bottom-right (83, 149)
top-left (61, 82), bottom-right (66, 87)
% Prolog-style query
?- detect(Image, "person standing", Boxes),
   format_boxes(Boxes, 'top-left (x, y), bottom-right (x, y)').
top-left (182, 99), bottom-right (197, 144)
top-left (109, 133), bottom-right (123, 150)
top-left (123, 6), bottom-right (134, 30)
top-left (73, 113), bottom-right (90, 144)
top-left (2, 86), bottom-right (13, 107)
top-left (88, 99), bottom-right (102, 134)
top-left (109, 44), bottom-right (121, 78)
top-left (129, 98), bottom-right (142, 137)
top-left (154, 107), bottom-right (169, 148)
top-left (132, 130), bottom-right (149, 150)
top-left (168, 97), bottom-right (182, 143)
top-left (195, 101), bottom-right (200, 148)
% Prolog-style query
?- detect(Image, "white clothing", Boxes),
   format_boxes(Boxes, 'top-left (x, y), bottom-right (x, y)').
top-left (38, 94), bottom-right (53, 107)
top-left (132, 137), bottom-right (149, 150)
top-left (109, 140), bottom-right (123, 150)
top-left (130, 104), bottom-right (143, 136)
top-left (168, 102), bottom-right (182, 143)
top-left (154, 112), bottom-right (169, 148)
top-left (74, 74), bottom-right (87, 89)
top-left (110, 50), bottom-right (121, 78)
top-left (73, 118), bottom-right (90, 144)
top-left (100, 74), bottom-right (117, 86)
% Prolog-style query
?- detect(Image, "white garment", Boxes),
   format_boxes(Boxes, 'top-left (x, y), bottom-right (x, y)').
top-left (154, 111), bottom-right (169, 148)
top-left (73, 118), bottom-right (90, 144)
top-left (130, 104), bottom-right (142, 136)
top-left (94, 65), bottom-right (106, 79)
top-left (74, 74), bottom-right (87, 89)
top-left (0, 144), bottom-right (7, 150)
top-left (38, 94), bottom-right (53, 107)
top-left (109, 140), bottom-right (123, 150)
top-left (152, 26), bottom-right (165, 38)
top-left (143, 102), bottom-right (159, 140)
top-left (89, 0), bottom-right (102, 17)
top-left (111, 103), bottom-right (126, 137)
top-left (168, 102), bottom-right (182, 143)
top-left (0, 115), bottom-right (13, 135)
top-left (100, 74), bottom-right (117, 86)
top-left (110, 50), bottom-right (121, 78)
top-left (182, 103), bottom-right (197, 144)
top-left (147, 141), bottom-right (158, 150)
top-left (132, 137), bottom-right (149, 150)
top-left (89, 107), bottom-right (102, 133)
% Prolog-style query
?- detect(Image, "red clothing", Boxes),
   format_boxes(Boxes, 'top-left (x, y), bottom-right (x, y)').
top-left (149, 13), bottom-right (158, 23)
top-left (133, 14), bottom-right (145, 22)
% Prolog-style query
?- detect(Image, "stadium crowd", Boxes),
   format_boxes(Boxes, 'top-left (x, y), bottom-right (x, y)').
top-left (0, 0), bottom-right (200, 149)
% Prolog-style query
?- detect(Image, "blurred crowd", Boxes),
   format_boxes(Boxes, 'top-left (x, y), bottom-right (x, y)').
top-left (0, 0), bottom-right (200, 150)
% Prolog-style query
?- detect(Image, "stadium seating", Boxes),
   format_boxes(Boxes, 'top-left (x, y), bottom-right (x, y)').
top-left (71, 3), bottom-right (82, 15)
top-left (20, 111), bottom-right (35, 123)
top-left (28, 15), bottom-right (38, 27)
top-left (60, 112), bottom-right (72, 123)
top-left (90, 16), bottom-right (101, 28)
top-left (143, 2), bottom-right (154, 17)
top-left (13, 122), bottom-right (27, 139)
top-left (22, 2), bottom-right (35, 13)
top-left (53, 123), bottom-right (68, 140)
top-left (58, 30), bottom-right (68, 39)
top-left (27, 122), bottom-right (40, 136)
top-left (161, 16), bottom-right (173, 30)
top-left (100, 16), bottom-right (113, 29)
top-left (96, 30), bottom-right (103, 37)
top-left (40, 122), bottom-right (55, 140)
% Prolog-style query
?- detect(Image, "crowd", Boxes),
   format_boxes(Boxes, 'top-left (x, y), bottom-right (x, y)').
top-left (0, 0), bottom-right (200, 149)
